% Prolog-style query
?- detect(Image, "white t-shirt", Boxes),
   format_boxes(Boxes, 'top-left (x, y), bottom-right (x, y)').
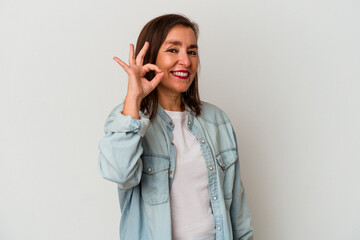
top-left (165, 110), bottom-right (216, 240)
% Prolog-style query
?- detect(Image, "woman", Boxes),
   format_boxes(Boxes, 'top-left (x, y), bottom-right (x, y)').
top-left (98, 14), bottom-right (253, 240)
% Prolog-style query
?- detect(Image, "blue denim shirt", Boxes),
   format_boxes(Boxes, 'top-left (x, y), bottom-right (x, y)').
top-left (98, 101), bottom-right (254, 240)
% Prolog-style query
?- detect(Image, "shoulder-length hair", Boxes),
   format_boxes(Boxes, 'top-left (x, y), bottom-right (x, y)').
top-left (135, 14), bottom-right (201, 120)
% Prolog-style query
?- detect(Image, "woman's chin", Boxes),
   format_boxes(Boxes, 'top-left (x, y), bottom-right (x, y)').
top-left (157, 84), bottom-right (192, 96)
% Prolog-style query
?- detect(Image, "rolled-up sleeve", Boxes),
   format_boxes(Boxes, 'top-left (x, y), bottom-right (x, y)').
top-left (98, 104), bottom-right (150, 189)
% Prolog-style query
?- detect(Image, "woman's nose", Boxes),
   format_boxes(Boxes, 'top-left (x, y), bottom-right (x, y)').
top-left (178, 51), bottom-right (191, 67)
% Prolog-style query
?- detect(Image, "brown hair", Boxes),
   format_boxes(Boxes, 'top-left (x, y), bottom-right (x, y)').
top-left (135, 14), bottom-right (201, 120)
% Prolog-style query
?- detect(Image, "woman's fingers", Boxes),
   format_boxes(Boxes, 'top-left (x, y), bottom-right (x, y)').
top-left (149, 71), bottom-right (164, 89)
top-left (141, 64), bottom-right (163, 88)
top-left (136, 42), bottom-right (149, 66)
top-left (129, 44), bottom-right (135, 65)
top-left (115, 46), bottom-right (163, 92)
top-left (113, 57), bottom-right (129, 71)
top-left (142, 63), bottom-right (162, 74)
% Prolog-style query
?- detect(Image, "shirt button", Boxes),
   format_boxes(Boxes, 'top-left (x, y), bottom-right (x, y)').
top-left (168, 170), bottom-right (172, 174)
top-left (171, 142), bottom-right (174, 145)
top-left (209, 166), bottom-right (214, 171)
top-left (217, 226), bottom-right (221, 231)
top-left (213, 196), bottom-right (217, 200)
top-left (147, 168), bottom-right (152, 173)
top-left (222, 163), bottom-right (226, 168)
top-left (188, 121), bottom-right (191, 125)
top-left (201, 139), bottom-right (205, 144)
top-left (169, 122), bottom-right (173, 126)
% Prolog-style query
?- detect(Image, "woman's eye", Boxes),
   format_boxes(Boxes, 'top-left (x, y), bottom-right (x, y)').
top-left (188, 50), bottom-right (197, 56)
top-left (167, 49), bottom-right (178, 53)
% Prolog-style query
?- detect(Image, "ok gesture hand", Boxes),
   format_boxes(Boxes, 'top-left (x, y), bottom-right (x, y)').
top-left (114, 42), bottom-right (163, 101)
top-left (113, 42), bottom-right (163, 119)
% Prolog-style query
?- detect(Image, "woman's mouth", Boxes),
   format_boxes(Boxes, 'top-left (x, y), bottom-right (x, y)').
top-left (171, 70), bottom-right (190, 79)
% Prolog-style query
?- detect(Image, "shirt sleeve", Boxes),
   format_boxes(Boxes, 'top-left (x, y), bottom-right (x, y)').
top-left (230, 127), bottom-right (254, 240)
top-left (98, 104), bottom-right (150, 189)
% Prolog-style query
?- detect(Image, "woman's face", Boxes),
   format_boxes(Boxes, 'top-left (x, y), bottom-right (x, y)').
top-left (155, 25), bottom-right (199, 97)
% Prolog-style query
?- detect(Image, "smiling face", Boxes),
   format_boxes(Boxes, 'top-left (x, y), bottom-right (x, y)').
top-left (155, 25), bottom-right (199, 97)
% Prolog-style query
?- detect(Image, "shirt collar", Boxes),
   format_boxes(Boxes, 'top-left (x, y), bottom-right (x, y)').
top-left (157, 103), bottom-right (195, 129)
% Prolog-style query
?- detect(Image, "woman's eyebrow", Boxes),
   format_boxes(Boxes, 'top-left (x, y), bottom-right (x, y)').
top-left (164, 40), bottom-right (198, 49)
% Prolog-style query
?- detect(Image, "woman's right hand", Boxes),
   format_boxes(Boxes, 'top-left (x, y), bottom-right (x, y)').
top-left (113, 42), bottom-right (164, 118)
top-left (114, 42), bottom-right (163, 103)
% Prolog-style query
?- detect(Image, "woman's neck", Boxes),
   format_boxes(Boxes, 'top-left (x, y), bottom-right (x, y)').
top-left (157, 91), bottom-right (184, 111)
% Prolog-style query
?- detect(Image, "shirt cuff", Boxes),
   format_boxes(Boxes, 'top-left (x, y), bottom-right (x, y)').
top-left (104, 104), bottom-right (150, 137)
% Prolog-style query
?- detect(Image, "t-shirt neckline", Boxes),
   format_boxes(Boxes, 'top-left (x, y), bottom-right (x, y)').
top-left (164, 109), bottom-right (186, 119)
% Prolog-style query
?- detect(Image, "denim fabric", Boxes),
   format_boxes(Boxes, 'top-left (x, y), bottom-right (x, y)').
top-left (98, 101), bottom-right (254, 240)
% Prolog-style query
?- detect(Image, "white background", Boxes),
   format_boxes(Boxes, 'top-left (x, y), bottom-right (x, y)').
top-left (1, 0), bottom-right (359, 239)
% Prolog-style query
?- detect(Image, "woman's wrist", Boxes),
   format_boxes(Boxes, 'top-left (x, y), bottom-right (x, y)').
top-left (122, 95), bottom-right (142, 119)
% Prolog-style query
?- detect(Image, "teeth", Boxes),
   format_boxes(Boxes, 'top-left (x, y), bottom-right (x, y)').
top-left (172, 71), bottom-right (189, 77)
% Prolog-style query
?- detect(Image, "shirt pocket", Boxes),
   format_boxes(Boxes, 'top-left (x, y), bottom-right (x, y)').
top-left (215, 149), bottom-right (237, 200)
top-left (141, 155), bottom-right (170, 205)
